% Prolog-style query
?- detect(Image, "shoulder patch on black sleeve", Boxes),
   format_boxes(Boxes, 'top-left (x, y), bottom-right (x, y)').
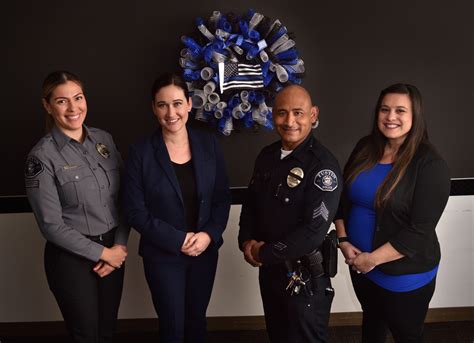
top-left (314, 169), bottom-right (338, 192)
top-left (25, 156), bottom-right (44, 178)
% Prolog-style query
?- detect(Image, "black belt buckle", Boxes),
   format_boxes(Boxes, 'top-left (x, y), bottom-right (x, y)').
top-left (87, 233), bottom-right (103, 242)
top-left (86, 228), bottom-right (116, 242)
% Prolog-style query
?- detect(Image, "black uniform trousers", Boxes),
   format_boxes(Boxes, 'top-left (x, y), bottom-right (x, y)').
top-left (259, 263), bottom-right (334, 343)
top-left (143, 249), bottom-right (218, 343)
top-left (44, 233), bottom-right (124, 343)
top-left (350, 269), bottom-right (436, 343)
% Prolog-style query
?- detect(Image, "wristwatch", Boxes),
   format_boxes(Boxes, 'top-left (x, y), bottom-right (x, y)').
top-left (337, 236), bottom-right (349, 247)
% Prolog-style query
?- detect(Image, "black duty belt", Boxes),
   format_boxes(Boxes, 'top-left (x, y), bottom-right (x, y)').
top-left (85, 227), bottom-right (117, 242)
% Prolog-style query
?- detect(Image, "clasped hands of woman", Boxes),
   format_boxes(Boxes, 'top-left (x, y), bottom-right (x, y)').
top-left (95, 244), bottom-right (128, 277)
top-left (339, 241), bottom-right (403, 275)
top-left (338, 241), bottom-right (374, 274)
top-left (181, 232), bottom-right (212, 256)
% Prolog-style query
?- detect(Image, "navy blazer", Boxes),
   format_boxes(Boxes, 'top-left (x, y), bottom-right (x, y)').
top-left (123, 127), bottom-right (231, 262)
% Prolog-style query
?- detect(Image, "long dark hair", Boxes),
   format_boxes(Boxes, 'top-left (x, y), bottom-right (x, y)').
top-left (42, 70), bottom-right (84, 131)
top-left (151, 72), bottom-right (189, 101)
top-left (344, 83), bottom-right (428, 207)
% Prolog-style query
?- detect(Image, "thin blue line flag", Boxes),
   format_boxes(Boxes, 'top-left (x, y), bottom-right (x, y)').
top-left (218, 62), bottom-right (264, 93)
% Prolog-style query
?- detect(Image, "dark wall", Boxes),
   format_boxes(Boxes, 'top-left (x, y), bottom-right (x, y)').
top-left (3, 0), bottom-right (473, 196)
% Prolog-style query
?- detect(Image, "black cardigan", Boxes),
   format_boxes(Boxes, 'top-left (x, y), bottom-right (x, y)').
top-left (337, 137), bottom-right (450, 275)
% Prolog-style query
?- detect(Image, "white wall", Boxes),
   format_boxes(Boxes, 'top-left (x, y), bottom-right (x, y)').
top-left (0, 196), bottom-right (472, 322)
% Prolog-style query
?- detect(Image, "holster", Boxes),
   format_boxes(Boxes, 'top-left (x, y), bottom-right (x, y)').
top-left (298, 229), bottom-right (338, 278)
top-left (322, 229), bottom-right (338, 277)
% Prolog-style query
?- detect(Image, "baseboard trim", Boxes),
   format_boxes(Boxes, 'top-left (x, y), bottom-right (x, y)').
top-left (327, 306), bottom-right (474, 327)
top-left (1, 307), bottom-right (472, 336)
top-left (425, 307), bottom-right (474, 323)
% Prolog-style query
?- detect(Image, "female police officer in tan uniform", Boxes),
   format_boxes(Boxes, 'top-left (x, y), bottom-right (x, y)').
top-left (25, 71), bottom-right (129, 343)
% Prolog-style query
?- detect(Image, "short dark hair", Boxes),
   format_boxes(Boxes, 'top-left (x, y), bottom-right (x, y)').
top-left (151, 72), bottom-right (189, 101)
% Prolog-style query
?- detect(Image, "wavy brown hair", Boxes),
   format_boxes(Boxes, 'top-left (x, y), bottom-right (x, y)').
top-left (42, 70), bottom-right (84, 132)
top-left (344, 83), bottom-right (428, 208)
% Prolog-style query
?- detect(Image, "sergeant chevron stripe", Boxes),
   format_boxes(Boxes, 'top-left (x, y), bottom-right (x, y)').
top-left (312, 201), bottom-right (329, 221)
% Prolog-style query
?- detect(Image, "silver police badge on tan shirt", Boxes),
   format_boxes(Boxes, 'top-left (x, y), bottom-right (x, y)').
top-left (287, 167), bottom-right (304, 188)
top-left (96, 143), bottom-right (110, 159)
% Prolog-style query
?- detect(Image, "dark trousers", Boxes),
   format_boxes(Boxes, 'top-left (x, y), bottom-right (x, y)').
top-left (350, 270), bottom-right (436, 343)
top-left (259, 263), bottom-right (334, 343)
top-left (44, 237), bottom-right (124, 343)
top-left (143, 249), bottom-right (218, 343)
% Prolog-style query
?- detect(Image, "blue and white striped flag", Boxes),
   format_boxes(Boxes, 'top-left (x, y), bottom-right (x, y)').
top-left (218, 62), bottom-right (264, 93)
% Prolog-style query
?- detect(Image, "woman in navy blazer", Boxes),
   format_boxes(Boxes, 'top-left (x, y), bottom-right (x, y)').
top-left (123, 73), bottom-right (231, 343)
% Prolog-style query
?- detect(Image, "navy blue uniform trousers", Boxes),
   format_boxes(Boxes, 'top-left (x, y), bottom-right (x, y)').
top-left (143, 249), bottom-right (218, 343)
top-left (259, 263), bottom-right (334, 343)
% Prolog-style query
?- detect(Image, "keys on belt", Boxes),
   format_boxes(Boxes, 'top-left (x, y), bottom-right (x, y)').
top-left (285, 265), bottom-right (313, 296)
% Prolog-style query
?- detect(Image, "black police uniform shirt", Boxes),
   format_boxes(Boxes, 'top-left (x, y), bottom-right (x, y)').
top-left (25, 125), bottom-right (129, 262)
top-left (239, 134), bottom-right (342, 265)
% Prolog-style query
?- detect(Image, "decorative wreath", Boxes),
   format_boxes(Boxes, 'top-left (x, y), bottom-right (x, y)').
top-left (179, 9), bottom-right (305, 135)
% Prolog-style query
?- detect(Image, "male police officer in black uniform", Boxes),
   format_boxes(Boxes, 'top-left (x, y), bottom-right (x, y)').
top-left (239, 85), bottom-right (342, 342)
